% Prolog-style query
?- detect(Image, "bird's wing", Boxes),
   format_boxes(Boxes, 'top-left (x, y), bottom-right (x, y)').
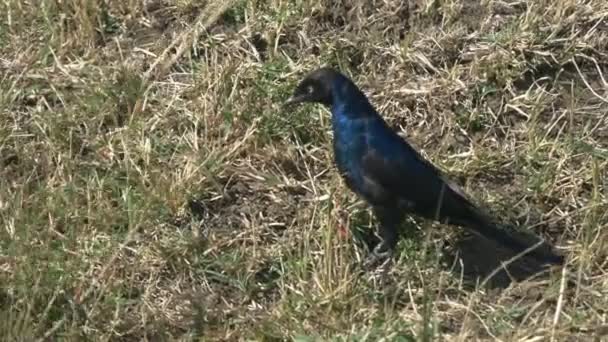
top-left (359, 147), bottom-right (424, 208)
top-left (360, 145), bottom-right (469, 212)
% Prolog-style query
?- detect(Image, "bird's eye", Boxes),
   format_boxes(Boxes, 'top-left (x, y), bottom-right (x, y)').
top-left (306, 85), bottom-right (314, 94)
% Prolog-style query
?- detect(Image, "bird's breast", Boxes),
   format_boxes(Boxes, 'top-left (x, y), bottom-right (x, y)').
top-left (331, 111), bottom-right (368, 191)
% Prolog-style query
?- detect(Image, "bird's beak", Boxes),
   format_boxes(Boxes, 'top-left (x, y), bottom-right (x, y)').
top-left (284, 95), bottom-right (306, 107)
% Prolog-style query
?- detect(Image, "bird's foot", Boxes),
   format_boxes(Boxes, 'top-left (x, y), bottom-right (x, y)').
top-left (363, 246), bottom-right (394, 270)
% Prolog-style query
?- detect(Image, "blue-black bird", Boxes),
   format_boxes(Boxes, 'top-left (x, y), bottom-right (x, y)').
top-left (285, 67), bottom-right (564, 265)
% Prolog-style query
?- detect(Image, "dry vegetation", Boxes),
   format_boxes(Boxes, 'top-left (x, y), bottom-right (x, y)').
top-left (1, 0), bottom-right (608, 340)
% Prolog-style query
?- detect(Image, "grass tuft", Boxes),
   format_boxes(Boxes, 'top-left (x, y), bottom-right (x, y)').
top-left (1, 0), bottom-right (607, 339)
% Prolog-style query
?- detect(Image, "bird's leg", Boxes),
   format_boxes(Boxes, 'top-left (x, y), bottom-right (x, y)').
top-left (374, 221), bottom-right (398, 255)
top-left (364, 206), bottom-right (402, 267)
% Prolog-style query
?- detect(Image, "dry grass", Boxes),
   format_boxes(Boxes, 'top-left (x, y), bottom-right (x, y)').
top-left (1, 0), bottom-right (607, 340)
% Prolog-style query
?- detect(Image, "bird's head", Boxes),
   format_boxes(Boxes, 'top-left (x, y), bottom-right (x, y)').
top-left (285, 67), bottom-right (341, 107)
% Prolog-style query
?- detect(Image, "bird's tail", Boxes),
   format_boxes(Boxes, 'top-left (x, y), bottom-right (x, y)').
top-left (461, 207), bottom-right (564, 265)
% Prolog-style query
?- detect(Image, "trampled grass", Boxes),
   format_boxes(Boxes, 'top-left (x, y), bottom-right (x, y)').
top-left (1, 0), bottom-right (607, 340)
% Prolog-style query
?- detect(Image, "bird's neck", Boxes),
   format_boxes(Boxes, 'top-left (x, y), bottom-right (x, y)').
top-left (330, 78), bottom-right (376, 120)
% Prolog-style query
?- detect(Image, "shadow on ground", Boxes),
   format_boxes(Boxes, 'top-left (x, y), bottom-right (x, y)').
top-left (349, 214), bottom-right (561, 290)
top-left (442, 233), bottom-right (560, 289)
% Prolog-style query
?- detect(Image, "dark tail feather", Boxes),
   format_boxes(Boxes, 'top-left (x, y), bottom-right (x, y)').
top-left (461, 208), bottom-right (565, 265)
top-left (471, 221), bottom-right (564, 265)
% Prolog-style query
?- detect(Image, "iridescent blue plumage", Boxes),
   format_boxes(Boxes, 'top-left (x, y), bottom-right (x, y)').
top-left (286, 67), bottom-right (564, 265)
